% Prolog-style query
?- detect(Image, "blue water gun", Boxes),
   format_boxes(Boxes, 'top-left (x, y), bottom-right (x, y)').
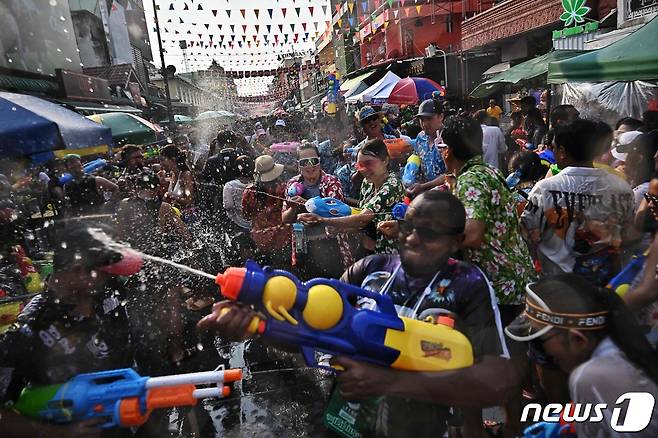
top-left (12, 368), bottom-right (242, 428)
top-left (607, 251), bottom-right (648, 297)
top-left (392, 197), bottom-right (411, 220)
top-left (304, 196), bottom-right (362, 218)
top-left (402, 154), bottom-right (421, 187)
top-left (59, 158), bottom-right (108, 185)
top-left (214, 260), bottom-right (474, 371)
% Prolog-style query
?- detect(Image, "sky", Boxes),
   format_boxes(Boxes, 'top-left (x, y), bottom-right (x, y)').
top-left (143, 0), bottom-right (332, 96)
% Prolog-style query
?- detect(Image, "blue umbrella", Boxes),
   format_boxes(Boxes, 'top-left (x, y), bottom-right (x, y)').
top-left (0, 92), bottom-right (112, 164)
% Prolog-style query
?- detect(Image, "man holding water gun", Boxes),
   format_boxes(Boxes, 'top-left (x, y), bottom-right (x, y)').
top-left (0, 226), bottom-right (143, 438)
top-left (199, 192), bottom-right (517, 438)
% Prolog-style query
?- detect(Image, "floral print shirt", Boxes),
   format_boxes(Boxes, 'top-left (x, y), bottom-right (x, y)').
top-left (455, 156), bottom-right (535, 305)
top-left (360, 172), bottom-right (405, 254)
top-left (413, 131), bottom-right (446, 182)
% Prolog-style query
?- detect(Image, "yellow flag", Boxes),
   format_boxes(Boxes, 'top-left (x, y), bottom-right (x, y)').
top-left (416, 5), bottom-right (421, 14)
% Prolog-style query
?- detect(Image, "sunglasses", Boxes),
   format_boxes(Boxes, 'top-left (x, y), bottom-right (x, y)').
top-left (398, 220), bottom-right (462, 241)
top-left (298, 157), bottom-right (320, 167)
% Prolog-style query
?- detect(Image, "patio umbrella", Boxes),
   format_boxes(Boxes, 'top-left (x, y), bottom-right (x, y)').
top-left (196, 110), bottom-right (237, 121)
top-left (87, 112), bottom-right (162, 146)
top-left (387, 77), bottom-right (446, 105)
top-left (160, 114), bottom-right (194, 125)
top-left (0, 91), bottom-right (112, 164)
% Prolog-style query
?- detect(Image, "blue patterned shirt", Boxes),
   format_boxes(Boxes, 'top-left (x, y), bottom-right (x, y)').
top-left (413, 131), bottom-right (446, 182)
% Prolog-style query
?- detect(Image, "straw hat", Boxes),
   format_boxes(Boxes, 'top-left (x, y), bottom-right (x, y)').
top-left (254, 155), bottom-right (284, 182)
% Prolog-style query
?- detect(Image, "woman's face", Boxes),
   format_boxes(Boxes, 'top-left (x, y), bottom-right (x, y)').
top-left (533, 327), bottom-right (593, 374)
top-left (356, 152), bottom-right (388, 182)
top-left (298, 148), bottom-right (321, 184)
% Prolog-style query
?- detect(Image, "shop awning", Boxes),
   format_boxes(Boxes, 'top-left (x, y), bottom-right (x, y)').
top-left (57, 100), bottom-right (142, 115)
top-left (340, 70), bottom-right (376, 92)
top-left (548, 16), bottom-right (658, 83)
top-left (482, 62), bottom-right (510, 78)
top-left (470, 50), bottom-right (585, 98)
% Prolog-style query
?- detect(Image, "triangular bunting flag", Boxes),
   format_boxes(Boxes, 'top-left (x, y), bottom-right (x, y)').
top-left (226, 10), bottom-right (231, 18)
top-left (242, 25), bottom-right (247, 32)
top-left (416, 5), bottom-right (421, 14)
top-left (212, 9), bottom-right (217, 16)
top-left (348, 17), bottom-right (354, 27)
top-left (295, 7), bottom-right (301, 17)
top-left (278, 24), bottom-right (284, 32)
top-left (393, 9), bottom-right (399, 18)
top-left (255, 25), bottom-right (259, 33)
top-left (268, 9), bottom-right (273, 19)
top-left (384, 21), bottom-right (389, 29)
top-left (204, 23), bottom-right (209, 29)
top-left (322, 5), bottom-right (327, 15)
top-left (405, 7), bottom-right (412, 17)
top-left (291, 23), bottom-right (295, 32)
top-left (387, 0), bottom-right (393, 7)
top-left (348, 2), bottom-right (354, 14)
top-left (183, 3), bottom-right (188, 11)
top-left (282, 8), bottom-right (287, 17)
top-left (267, 24), bottom-right (271, 33)
top-left (197, 4), bottom-right (202, 10)
top-left (337, 18), bottom-right (342, 28)
top-left (361, 2), bottom-right (368, 13)
top-left (230, 24), bottom-right (235, 33)
top-left (240, 9), bottom-right (245, 19)
top-left (255, 9), bottom-right (259, 19)
top-left (169, 3), bottom-right (174, 10)
top-left (309, 6), bottom-right (314, 16)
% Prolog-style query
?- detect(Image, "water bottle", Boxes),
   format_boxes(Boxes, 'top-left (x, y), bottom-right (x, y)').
top-left (293, 223), bottom-right (307, 254)
top-left (506, 169), bottom-right (522, 189)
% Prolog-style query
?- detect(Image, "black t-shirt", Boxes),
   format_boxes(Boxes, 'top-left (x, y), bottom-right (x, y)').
top-left (0, 282), bottom-right (133, 399)
top-left (341, 254), bottom-right (509, 437)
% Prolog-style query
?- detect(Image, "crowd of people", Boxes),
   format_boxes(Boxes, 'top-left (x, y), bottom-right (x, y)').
top-left (1, 97), bottom-right (658, 437)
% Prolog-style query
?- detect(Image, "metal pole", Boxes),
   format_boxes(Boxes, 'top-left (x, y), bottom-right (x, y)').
top-left (437, 49), bottom-right (448, 90)
top-left (152, 0), bottom-right (175, 133)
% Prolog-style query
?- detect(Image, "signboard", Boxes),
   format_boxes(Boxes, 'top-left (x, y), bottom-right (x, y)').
top-left (0, 0), bottom-right (82, 75)
top-left (627, 0), bottom-right (658, 19)
top-left (57, 69), bottom-right (112, 101)
top-left (552, 0), bottom-right (600, 39)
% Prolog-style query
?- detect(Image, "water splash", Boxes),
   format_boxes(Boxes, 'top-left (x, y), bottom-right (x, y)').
top-left (137, 251), bottom-right (217, 281)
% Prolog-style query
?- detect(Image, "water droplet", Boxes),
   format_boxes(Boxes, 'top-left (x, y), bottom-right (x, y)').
top-left (60, 242), bottom-right (67, 249)
top-left (90, 270), bottom-right (98, 278)
top-left (11, 107), bottom-right (16, 111)
top-left (196, 342), bottom-right (204, 351)
top-left (53, 298), bottom-right (60, 304)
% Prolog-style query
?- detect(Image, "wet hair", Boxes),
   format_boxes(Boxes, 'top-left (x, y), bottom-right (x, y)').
top-left (297, 142), bottom-right (320, 157)
top-left (474, 109), bottom-right (488, 124)
top-left (533, 274), bottom-right (658, 384)
top-left (550, 104), bottom-right (577, 127)
top-left (510, 111), bottom-right (524, 122)
top-left (643, 111), bottom-right (658, 132)
top-left (234, 155), bottom-right (254, 179)
top-left (520, 96), bottom-right (537, 107)
top-left (53, 224), bottom-right (123, 272)
top-left (614, 117), bottom-right (643, 131)
top-left (160, 145), bottom-right (191, 172)
top-left (442, 115), bottom-right (483, 161)
top-left (509, 150), bottom-right (547, 182)
top-left (554, 118), bottom-right (600, 163)
top-left (121, 144), bottom-right (142, 163)
top-left (359, 138), bottom-right (389, 161)
top-left (591, 121), bottom-right (614, 156)
top-left (417, 191), bottom-right (466, 233)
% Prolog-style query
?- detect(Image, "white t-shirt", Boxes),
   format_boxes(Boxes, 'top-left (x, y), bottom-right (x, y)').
top-left (522, 166), bottom-right (634, 277)
top-left (570, 337), bottom-right (658, 438)
top-left (481, 125), bottom-right (507, 169)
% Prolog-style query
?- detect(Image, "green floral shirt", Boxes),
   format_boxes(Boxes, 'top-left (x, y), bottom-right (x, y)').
top-left (455, 156), bottom-right (535, 305)
top-left (360, 172), bottom-right (405, 254)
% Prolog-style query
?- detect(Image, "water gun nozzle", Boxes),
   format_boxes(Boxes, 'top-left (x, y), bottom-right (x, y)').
top-left (215, 267), bottom-right (247, 301)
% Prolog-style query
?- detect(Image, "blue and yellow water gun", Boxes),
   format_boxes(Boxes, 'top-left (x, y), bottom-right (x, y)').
top-left (606, 251), bottom-right (648, 297)
top-left (215, 260), bottom-right (474, 371)
top-left (12, 368), bottom-right (241, 428)
top-left (402, 154), bottom-right (421, 187)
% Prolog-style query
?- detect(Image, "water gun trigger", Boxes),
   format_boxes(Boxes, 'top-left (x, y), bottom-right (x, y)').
top-left (264, 301), bottom-right (299, 325)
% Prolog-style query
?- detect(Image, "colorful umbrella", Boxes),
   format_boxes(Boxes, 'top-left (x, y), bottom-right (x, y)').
top-left (387, 77), bottom-right (446, 105)
top-left (87, 113), bottom-right (162, 146)
top-left (0, 91), bottom-right (112, 164)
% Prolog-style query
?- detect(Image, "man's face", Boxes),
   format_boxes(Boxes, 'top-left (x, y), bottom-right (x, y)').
top-left (67, 158), bottom-right (84, 177)
top-left (362, 117), bottom-right (382, 139)
top-left (127, 151), bottom-right (144, 169)
top-left (398, 197), bottom-right (463, 277)
top-left (298, 148), bottom-right (321, 183)
top-left (419, 114), bottom-right (444, 138)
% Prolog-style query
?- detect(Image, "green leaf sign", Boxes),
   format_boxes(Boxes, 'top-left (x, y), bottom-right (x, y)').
top-left (559, 0), bottom-right (591, 27)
